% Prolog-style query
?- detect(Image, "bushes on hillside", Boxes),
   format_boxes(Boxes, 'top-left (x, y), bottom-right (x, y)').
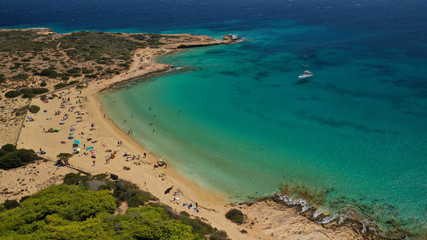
top-left (39, 69), bottom-right (61, 78)
top-left (53, 82), bottom-right (68, 89)
top-left (1, 144), bottom-right (17, 152)
top-left (0, 144), bottom-right (39, 170)
top-left (54, 80), bottom-right (79, 90)
top-left (32, 88), bottom-right (49, 94)
top-left (0, 176), bottom-right (230, 239)
top-left (225, 208), bottom-right (245, 225)
top-left (110, 173), bottom-right (118, 180)
top-left (209, 230), bottom-right (230, 240)
top-left (3, 200), bottom-right (19, 210)
top-left (4, 90), bottom-right (21, 98)
top-left (20, 88), bottom-right (49, 98)
top-left (111, 179), bottom-right (157, 207)
top-left (28, 105), bottom-right (40, 113)
top-left (5, 88), bottom-right (48, 99)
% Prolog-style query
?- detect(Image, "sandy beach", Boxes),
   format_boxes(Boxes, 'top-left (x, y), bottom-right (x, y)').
top-left (2, 38), bottom-right (366, 239)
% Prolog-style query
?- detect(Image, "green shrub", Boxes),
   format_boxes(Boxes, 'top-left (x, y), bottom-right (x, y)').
top-left (209, 230), bottom-right (230, 240)
top-left (40, 68), bottom-right (57, 77)
top-left (179, 214), bottom-right (215, 236)
top-left (40, 95), bottom-right (47, 101)
top-left (131, 34), bottom-right (146, 41)
top-left (127, 191), bottom-right (155, 207)
top-left (225, 208), bottom-right (244, 225)
top-left (28, 105), bottom-right (40, 113)
top-left (19, 88), bottom-right (33, 94)
top-left (0, 74), bottom-right (5, 83)
top-left (22, 93), bottom-right (36, 98)
top-left (53, 82), bottom-right (68, 89)
top-left (67, 67), bottom-right (81, 74)
top-left (0, 146), bottom-right (39, 170)
top-left (0, 149), bottom-right (6, 158)
top-left (61, 75), bottom-right (69, 81)
top-left (82, 68), bottom-right (94, 74)
top-left (63, 173), bottom-right (86, 186)
top-left (1, 144), bottom-right (17, 152)
top-left (69, 80), bottom-right (79, 85)
top-left (110, 173), bottom-right (118, 180)
top-left (20, 195), bottom-right (30, 203)
top-left (12, 73), bottom-right (29, 80)
top-left (5, 90), bottom-right (21, 98)
top-left (3, 199), bottom-right (20, 210)
top-left (86, 74), bottom-right (97, 78)
top-left (105, 68), bottom-right (115, 74)
top-left (15, 106), bottom-right (28, 116)
top-left (112, 180), bottom-right (158, 207)
top-left (94, 173), bottom-right (108, 180)
top-left (0, 152), bottom-right (23, 170)
top-left (0, 178), bottom-right (225, 239)
top-left (40, 81), bottom-right (47, 87)
top-left (32, 88), bottom-right (48, 94)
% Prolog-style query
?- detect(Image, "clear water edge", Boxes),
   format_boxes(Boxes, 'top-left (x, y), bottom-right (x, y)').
top-left (3, 1), bottom-right (427, 237)
top-left (100, 35), bottom-right (426, 237)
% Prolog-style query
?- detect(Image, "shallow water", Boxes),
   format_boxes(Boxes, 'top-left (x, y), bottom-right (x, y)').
top-left (101, 21), bottom-right (427, 236)
top-left (3, 0), bottom-right (427, 237)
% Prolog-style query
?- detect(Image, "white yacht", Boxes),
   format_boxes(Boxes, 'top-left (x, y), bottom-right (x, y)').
top-left (298, 70), bottom-right (313, 80)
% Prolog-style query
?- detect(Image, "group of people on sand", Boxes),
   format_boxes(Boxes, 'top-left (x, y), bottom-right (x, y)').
top-left (32, 86), bottom-right (199, 215)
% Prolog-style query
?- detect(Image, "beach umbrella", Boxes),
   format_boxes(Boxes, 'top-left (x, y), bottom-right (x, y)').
top-left (54, 128), bottom-right (60, 132)
top-left (87, 146), bottom-right (94, 150)
top-left (74, 140), bottom-right (80, 144)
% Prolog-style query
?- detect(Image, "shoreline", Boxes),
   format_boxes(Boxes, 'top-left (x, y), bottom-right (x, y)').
top-left (7, 32), bottom-right (371, 239)
top-left (13, 39), bottom-right (265, 239)
top-left (79, 48), bottom-right (411, 239)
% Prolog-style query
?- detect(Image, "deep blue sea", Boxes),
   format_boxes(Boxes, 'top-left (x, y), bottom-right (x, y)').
top-left (2, 0), bottom-right (426, 238)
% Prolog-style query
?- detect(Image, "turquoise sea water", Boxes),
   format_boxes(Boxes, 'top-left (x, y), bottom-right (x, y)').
top-left (100, 21), bottom-right (426, 237)
top-left (2, 0), bottom-right (426, 237)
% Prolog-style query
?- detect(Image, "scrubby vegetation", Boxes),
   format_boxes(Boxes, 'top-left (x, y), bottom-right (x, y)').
top-left (54, 80), bottom-right (80, 89)
top-left (4, 90), bottom-right (21, 98)
top-left (28, 105), bottom-right (40, 113)
top-left (20, 87), bottom-right (49, 98)
top-left (225, 208), bottom-right (245, 225)
top-left (3, 199), bottom-right (20, 210)
top-left (0, 29), bottom-right (204, 102)
top-left (0, 144), bottom-right (40, 170)
top-left (0, 173), bottom-right (230, 240)
top-left (4, 87), bottom-right (49, 99)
